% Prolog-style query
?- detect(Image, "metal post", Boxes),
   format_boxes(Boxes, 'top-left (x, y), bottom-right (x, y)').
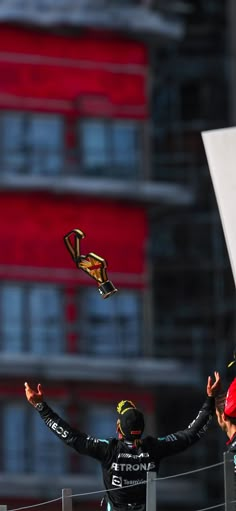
top-left (62, 488), bottom-right (72, 511)
top-left (223, 451), bottom-right (235, 511)
top-left (146, 472), bottom-right (157, 511)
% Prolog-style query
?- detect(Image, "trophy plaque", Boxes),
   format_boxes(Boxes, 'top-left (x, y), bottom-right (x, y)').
top-left (64, 229), bottom-right (117, 299)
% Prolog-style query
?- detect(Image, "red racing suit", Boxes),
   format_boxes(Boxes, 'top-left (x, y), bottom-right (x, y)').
top-left (36, 396), bottom-right (215, 511)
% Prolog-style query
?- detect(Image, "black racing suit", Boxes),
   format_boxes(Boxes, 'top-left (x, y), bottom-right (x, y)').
top-left (36, 396), bottom-right (215, 511)
top-left (225, 432), bottom-right (236, 504)
top-left (227, 432), bottom-right (236, 453)
top-left (226, 432), bottom-right (236, 478)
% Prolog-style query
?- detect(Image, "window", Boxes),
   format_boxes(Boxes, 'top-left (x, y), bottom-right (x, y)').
top-left (0, 113), bottom-right (64, 176)
top-left (152, 217), bottom-right (213, 262)
top-left (31, 403), bottom-right (67, 474)
top-left (80, 404), bottom-right (115, 475)
top-left (29, 286), bottom-right (64, 354)
top-left (109, 0), bottom-right (142, 4)
top-left (80, 120), bottom-right (141, 179)
top-left (0, 112), bottom-right (143, 179)
top-left (0, 284), bottom-right (64, 353)
top-left (3, 403), bottom-right (26, 472)
top-left (1, 285), bottom-right (24, 352)
top-left (2, 402), bottom-right (67, 474)
top-left (78, 289), bottom-right (141, 356)
top-left (180, 75), bottom-right (228, 123)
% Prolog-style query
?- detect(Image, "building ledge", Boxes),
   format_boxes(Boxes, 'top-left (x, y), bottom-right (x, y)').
top-left (0, 175), bottom-right (194, 206)
top-left (0, 353), bottom-right (200, 386)
top-left (0, 1), bottom-right (184, 40)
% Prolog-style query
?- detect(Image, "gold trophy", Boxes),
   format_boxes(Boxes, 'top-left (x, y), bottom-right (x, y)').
top-left (64, 229), bottom-right (117, 299)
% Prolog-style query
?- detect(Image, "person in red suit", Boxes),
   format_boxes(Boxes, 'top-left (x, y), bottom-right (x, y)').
top-left (215, 378), bottom-right (236, 453)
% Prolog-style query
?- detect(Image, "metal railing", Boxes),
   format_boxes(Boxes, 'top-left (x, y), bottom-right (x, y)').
top-left (0, 452), bottom-right (235, 511)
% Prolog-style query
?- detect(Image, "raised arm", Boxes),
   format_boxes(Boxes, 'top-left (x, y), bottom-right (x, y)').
top-left (24, 382), bottom-right (109, 461)
top-left (154, 371), bottom-right (221, 458)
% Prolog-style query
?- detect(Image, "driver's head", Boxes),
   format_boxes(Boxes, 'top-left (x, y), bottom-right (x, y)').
top-left (224, 378), bottom-right (236, 419)
top-left (215, 379), bottom-right (236, 432)
top-left (116, 400), bottom-right (145, 441)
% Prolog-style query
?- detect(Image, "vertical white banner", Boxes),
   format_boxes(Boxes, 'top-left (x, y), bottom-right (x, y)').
top-left (202, 127), bottom-right (236, 287)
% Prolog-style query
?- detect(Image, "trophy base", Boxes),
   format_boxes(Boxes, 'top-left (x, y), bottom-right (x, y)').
top-left (98, 281), bottom-right (118, 299)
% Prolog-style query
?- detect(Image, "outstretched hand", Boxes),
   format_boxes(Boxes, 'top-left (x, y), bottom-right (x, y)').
top-left (24, 381), bottom-right (44, 407)
top-left (207, 371), bottom-right (221, 397)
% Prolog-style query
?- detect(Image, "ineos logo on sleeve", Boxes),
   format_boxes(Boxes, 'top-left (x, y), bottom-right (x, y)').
top-left (45, 418), bottom-right (69, 438)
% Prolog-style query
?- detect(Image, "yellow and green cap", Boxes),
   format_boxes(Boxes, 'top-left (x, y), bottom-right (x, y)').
top-left (117, 400), bottom-right (145, 440)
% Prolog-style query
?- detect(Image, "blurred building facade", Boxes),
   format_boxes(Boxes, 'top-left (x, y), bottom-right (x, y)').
top-left (0, 1), bottom-right (234, 511)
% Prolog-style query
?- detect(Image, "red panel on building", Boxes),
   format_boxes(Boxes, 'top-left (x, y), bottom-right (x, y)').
top-left (0, 192), bottom-right (148, 286)
top-left (0, 27), bottom-right (148, 117)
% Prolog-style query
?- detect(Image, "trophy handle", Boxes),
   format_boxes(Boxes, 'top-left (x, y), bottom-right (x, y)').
top-left (64, 229), bottom-right (85, 268)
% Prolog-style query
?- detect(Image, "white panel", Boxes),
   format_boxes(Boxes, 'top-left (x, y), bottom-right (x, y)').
top-left (202, 127), bottom-right (236, 287)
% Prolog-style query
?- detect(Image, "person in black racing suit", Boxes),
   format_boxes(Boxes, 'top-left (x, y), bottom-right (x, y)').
top-left (25, 372), bottom-right (220, 511)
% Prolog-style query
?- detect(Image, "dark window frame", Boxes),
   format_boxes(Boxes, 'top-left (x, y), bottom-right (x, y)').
top-left (0, 111), bottom-right (65, 176)
top-left (0, 282), bottom-right (65, 354)
top-left (78, 117), bottom-right (143, 179)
